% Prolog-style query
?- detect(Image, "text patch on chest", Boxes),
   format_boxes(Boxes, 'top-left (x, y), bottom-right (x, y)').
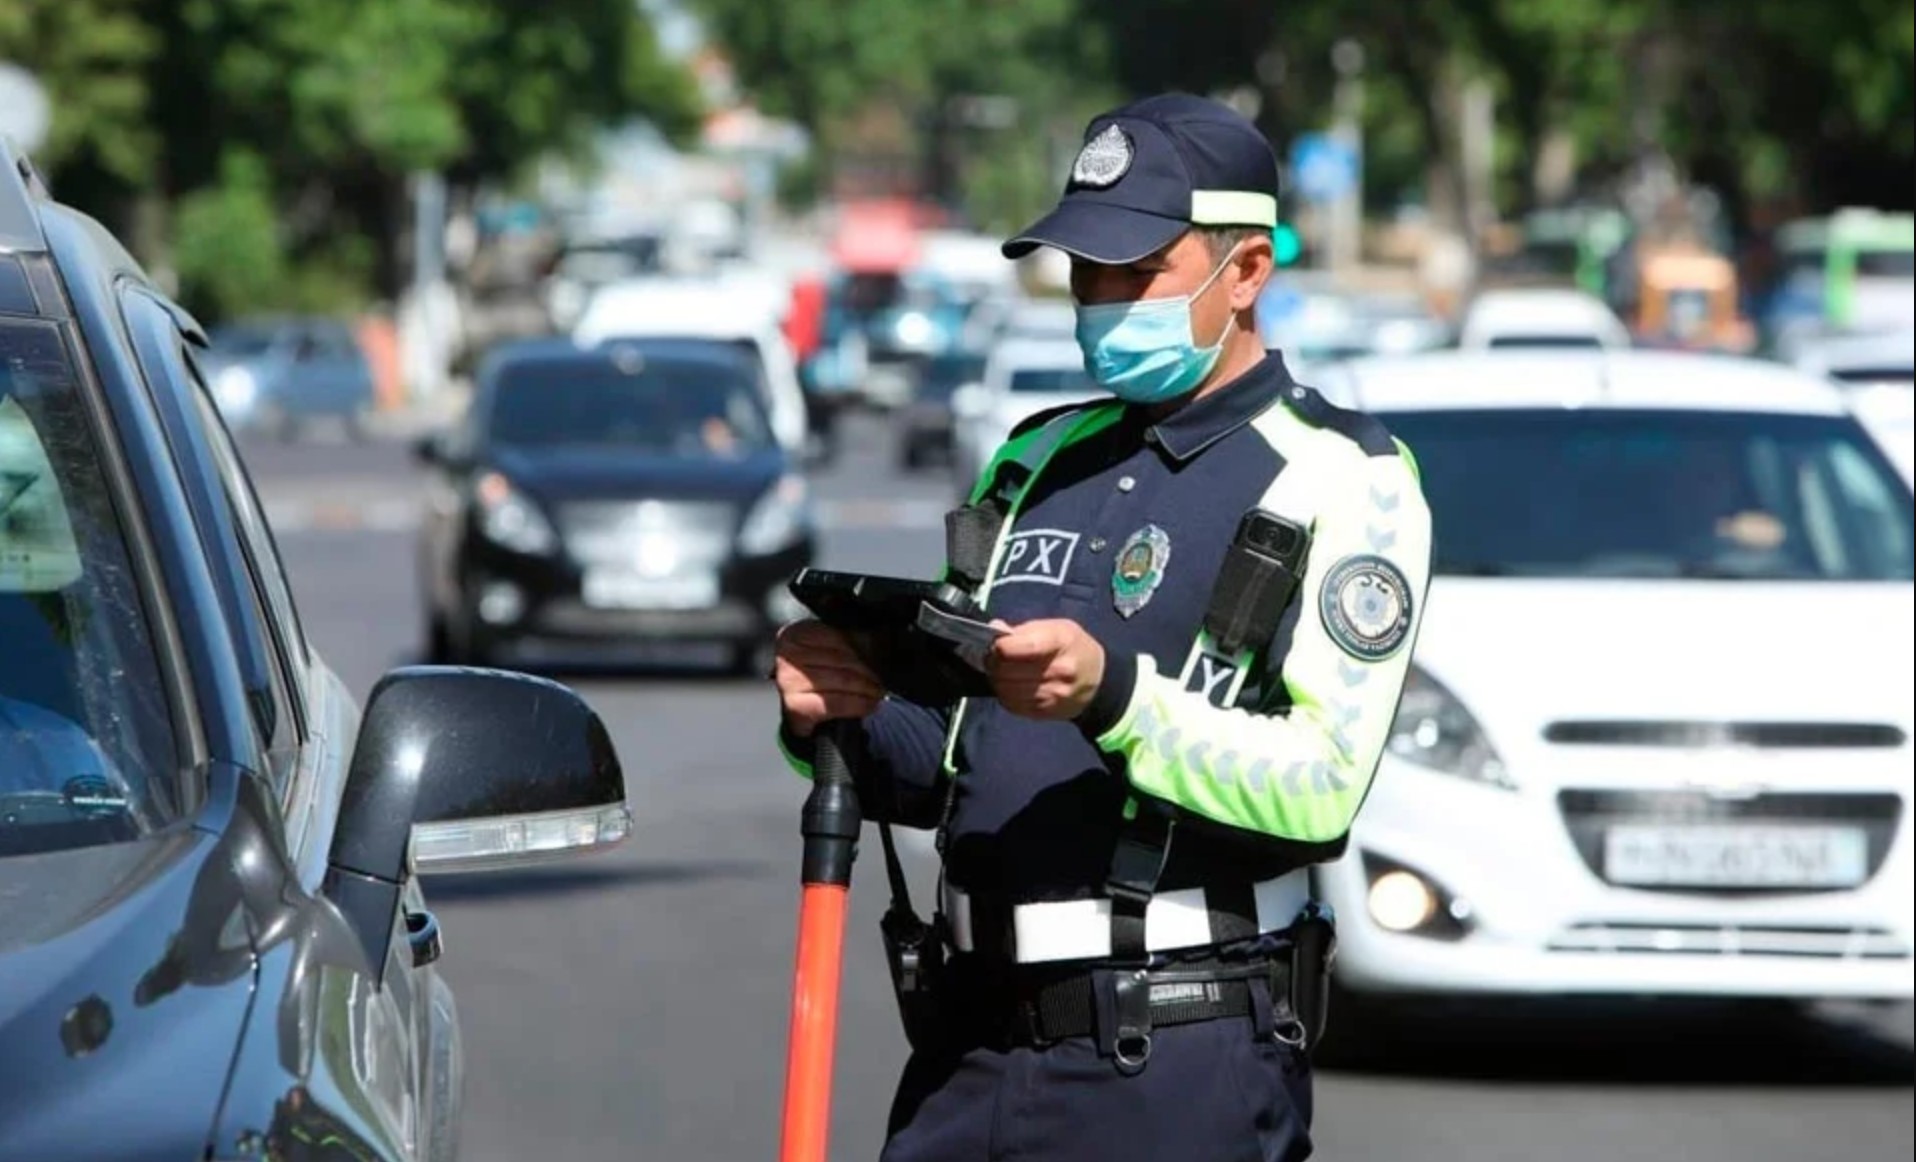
top-left (997, 528), bottom-right (1080, 586)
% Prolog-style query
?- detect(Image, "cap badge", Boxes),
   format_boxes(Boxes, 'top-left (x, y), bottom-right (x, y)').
top-left (1072, 125), bottom-right (1133, 188)
top-left (1112, 524), bottom-right (1170, 618)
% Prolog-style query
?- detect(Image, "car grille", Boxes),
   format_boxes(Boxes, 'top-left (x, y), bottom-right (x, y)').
top-left (1557, 790), bottom-right (1904, 894)
top-left (558, 500), bottom-right (736, 567)
top-left (1549, 922), bottom-right (1909, 960)
top-left (1544, 720), bottom-right (1906, 749)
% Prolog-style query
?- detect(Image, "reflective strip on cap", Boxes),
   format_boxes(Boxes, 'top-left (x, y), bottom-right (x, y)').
top-left (1190, 190), bottom-right (1278, 228)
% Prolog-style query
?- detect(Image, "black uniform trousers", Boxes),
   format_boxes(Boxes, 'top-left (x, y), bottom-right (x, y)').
top-left (880, 992), bottom-right (1314, 1162)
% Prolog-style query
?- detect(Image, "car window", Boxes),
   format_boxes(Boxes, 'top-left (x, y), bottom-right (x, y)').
top-left (1856, 250), bottom-right (1915, 279)
top-left (207, 325), bottom-right (280, 357)
top-left (1387, 407), bottom-right (1916, 581)
top-left (1008, 367), bottom-right (1095, 394)
top-left (0, 319), bottom-right (183, 856)
top-left (184, 351), bottom-right (312, 678)
top-left (123, 294), bottom-right (303, 762)
top-left (1829, 368), bottom-right (1914, 388)
top-left (486, 355), bottom-right (776, 456)
top-left (1484, 334), bottom-right (1604, 350)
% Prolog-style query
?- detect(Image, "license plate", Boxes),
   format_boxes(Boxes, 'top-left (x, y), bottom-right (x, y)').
top-left (581, 569), bottom-right (718, 611)
top-left (1603, 824), bottom-right (1869, 889)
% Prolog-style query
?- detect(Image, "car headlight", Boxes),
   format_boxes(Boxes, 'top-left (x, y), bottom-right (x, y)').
top-left (738, 474), bottom-right (813, 555)
top-left (214, 366), bottom-right (258, 412)
top-left (1386, 665), bottom-right (1514, 789)
top-left (894, 311), bottom-right (936, 350)
top-left (475, 472), bottom-right (558, 556)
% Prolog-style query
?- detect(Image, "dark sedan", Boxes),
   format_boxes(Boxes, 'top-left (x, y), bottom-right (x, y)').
top-left (416, 338), bottom-right (817, 673)
top-left (0, 142), bottom-right (631, 1160)
top-left (897, 349), bottom-right (986, 470)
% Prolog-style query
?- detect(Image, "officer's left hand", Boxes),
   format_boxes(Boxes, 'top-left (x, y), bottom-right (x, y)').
top-left (986, 618), bottom-right (1106, 721)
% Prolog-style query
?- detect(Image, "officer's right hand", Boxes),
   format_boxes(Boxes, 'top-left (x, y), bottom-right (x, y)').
top-left (773, 619), bottom-right (885, 738)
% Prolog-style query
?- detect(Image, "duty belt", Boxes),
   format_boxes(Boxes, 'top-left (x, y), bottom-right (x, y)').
top-left (941, 870), bottom-right (1312, 965)
top-left (946, 956), bottom-right (1298, 1049)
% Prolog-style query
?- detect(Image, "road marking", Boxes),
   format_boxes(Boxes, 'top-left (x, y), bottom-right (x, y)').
top-left (262, 496), bottom-right (950, 535)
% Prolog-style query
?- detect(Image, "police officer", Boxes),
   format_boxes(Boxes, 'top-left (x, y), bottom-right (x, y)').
top-left (774, 94), bottom-right (1432, 1162)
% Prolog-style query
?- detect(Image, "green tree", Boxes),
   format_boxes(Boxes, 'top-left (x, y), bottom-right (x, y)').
top-left (0, 0), bottom-right (157, 215)
top-left (692, 0), bottom-right (1099, 219)
top-left (138, 0), bottom-right (699, 309)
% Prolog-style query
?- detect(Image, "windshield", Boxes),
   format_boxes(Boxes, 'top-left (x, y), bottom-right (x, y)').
top-left (1, 320), bottom-right (181, 857)
top-left (1009, 367), bottom-right (1095, 394)
top-left (1830, 368), bottom-right (1914, 388)
top-left (206, 325), bottom-right (280, 357)
top-left (1388, 408), bottom-right (1915, 581)
top-left (487, 355), bottom-right (775, 457)
top-left (1485, 334), bottom-right (1605, 350)
top-left (920, 354), bottom-right (986, 399)
top-left (1856, 249), bottom-right (1915, 279)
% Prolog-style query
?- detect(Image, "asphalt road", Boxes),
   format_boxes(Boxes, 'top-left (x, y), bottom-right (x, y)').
top-left (244, 414), bottom-right (1914, 1162)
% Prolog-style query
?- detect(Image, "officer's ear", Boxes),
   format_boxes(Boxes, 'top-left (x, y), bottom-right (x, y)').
top-left (1227, 234), bottom-right (1275, 312)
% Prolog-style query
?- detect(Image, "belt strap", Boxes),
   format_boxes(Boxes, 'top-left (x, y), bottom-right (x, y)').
top-left (954, 959), bottom-right (1294, 1047)
top-left (942, 870), bottom-right (1312, 964)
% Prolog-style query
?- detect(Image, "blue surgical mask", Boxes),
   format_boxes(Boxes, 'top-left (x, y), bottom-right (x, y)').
top-left (1074, 247), bottom-right (1240, 404)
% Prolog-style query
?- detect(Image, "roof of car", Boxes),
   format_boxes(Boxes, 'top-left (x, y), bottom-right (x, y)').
top-left (987, 336), bottom-right (1087, 372)
top-left (574, 277), bottom-right (782, 343)
top-left (1000, 299), bottom-right (1079, 337)
top-left (1317, 350), bottom-right (1855, 417)
top-left (1792, 330), bottom-right (1916, 374)
top-left (1458, 288), bottom-right (1628, 345)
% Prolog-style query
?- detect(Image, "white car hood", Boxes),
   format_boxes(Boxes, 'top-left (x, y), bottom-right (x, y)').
top-left (1414, 578), bottom-right (1916, 729)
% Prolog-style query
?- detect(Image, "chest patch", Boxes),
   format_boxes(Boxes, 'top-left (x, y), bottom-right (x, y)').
top-left (997, 528), bottom-right (1080, 586)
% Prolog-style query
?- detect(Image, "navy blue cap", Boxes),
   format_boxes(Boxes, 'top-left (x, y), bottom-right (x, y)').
top-left (1003, 94), bottom-right (1282, 264)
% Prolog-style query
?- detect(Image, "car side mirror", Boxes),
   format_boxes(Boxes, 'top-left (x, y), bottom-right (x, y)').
top-left (323, 667), bottom-right (630, 975)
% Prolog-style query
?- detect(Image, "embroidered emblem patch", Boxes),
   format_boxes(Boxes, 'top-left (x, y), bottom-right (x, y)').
top-left (1071, 125), bottom-right (1134, 188)
top-left (1320, 554), bottom-right (1414, 661)
top-left (1112, 524), bottom-right (1170, 618)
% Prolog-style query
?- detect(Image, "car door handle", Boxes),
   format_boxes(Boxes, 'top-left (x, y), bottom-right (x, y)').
top-left (406, 909), bottom-right (443, 968)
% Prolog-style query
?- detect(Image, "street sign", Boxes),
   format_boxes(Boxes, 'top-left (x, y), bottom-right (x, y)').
top-left (0, 63), bottom-right (52, 155)
top-left (1289, 133), bottom-right (1357, 204)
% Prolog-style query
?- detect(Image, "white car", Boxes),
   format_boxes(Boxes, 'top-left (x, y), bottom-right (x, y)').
top-left (573, 278), bottom-right (810, 455)
top-left (1308, 350), bottom-right (1915, 1008)
top-left (950, 336), bottom-right (1099, 494)
top-left (1457, 287), bottom-right (1631, 351)
top-left (1792, 329), bottom-right (1915, 486)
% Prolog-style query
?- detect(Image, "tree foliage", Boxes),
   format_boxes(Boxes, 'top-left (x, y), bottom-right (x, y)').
top-left (0, 0), bottom-right (702, 313)
top-left (698, 0), bottom-right (1912, 229)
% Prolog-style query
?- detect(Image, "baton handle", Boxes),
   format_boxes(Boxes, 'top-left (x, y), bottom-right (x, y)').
top-left (799, 720), bottom-right (861, 887)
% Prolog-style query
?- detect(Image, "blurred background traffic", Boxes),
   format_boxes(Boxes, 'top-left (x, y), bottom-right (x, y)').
top-left (3, 1), bottom-right (1912, 1160)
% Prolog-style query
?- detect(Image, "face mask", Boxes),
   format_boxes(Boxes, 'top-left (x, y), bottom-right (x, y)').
top-left (1074, 246), bottom-right (1240, 404)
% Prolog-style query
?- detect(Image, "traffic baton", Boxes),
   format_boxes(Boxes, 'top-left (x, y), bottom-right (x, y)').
top-left (778, 720), bottom-right (862, 1162)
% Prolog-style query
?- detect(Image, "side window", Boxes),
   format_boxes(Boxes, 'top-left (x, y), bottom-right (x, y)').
top-left (122, 291), bottom-right (300, 768)
top-left (292, 330), bottom-right (324, 362)
top-left (182, 350), bottom-right (312, 679)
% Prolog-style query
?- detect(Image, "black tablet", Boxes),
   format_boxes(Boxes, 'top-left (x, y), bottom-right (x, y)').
top-left (787, 569), bottom-right (1001, 704)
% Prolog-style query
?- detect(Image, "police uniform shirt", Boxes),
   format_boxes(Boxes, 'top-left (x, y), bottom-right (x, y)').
top-left (782, 351), bottom-right (1433, 921)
